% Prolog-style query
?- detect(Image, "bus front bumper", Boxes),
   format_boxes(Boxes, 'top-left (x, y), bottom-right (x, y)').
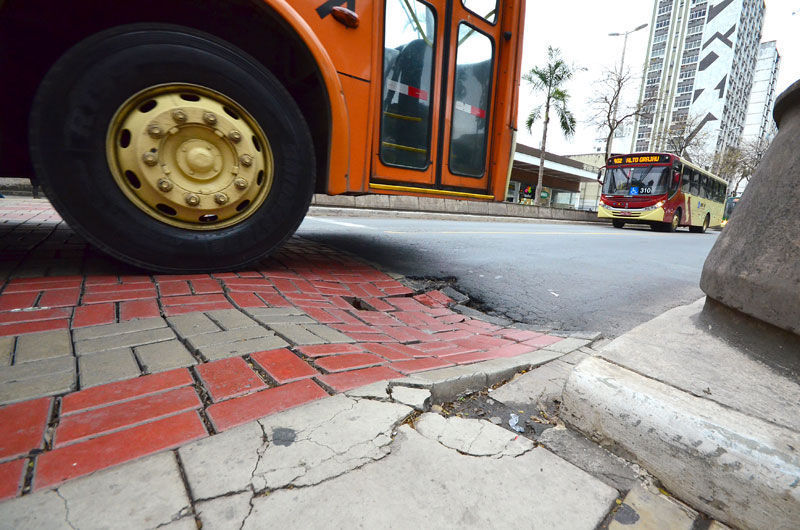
top-left (598, 204), bottom-right (666, 222)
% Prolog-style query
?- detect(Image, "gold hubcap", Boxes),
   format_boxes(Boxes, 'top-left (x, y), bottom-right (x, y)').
top-left (106, 84), bottom-right (273, 230)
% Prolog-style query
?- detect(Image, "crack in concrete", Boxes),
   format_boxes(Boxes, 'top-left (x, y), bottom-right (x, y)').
top-left (54, 489), bottom-right (77, 530)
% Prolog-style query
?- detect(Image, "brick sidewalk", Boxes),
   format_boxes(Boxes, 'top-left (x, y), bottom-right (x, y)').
top-left (0, 198), bottom-right (564, 501)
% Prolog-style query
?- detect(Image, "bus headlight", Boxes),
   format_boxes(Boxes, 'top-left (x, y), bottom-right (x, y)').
top-left (641, 201), bottom-right (664, 211)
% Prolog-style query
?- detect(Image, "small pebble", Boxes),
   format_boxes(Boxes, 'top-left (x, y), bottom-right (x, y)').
top-left (489, 416), bottom-right (502, 425)
top-left (431, 405), bottom-right (444, 414)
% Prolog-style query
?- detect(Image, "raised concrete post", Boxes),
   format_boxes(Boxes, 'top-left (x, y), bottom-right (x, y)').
top-left (700, 79), bottom-right (800, 336)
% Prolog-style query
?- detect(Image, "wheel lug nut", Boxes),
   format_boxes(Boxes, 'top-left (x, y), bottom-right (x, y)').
top-left (239, 154), bottom-right (253, 167)
top-left (147, 124), bottom-right (164, 138)
top-left (203, 112), bottom-right (217, 125)
top-left (234, 178), bottom-right (248, 190)
top-left (214, 193), bottom-right (228, 205)
top-left (185, 193), bottom-right (200, 206)
top-left (157, 179), bottom-right (173, 192)
top-left (142, 152), bottom-right (158, 166)
top-left (228, 130), bottom-right (242, 143)
top-left (172, 110), bottom-right (187, 123)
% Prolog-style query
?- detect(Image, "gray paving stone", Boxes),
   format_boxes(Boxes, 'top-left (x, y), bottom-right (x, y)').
top-left (0, 336), bottom-right (13, 366)
top-left (186, 327), bottom-right (267, 350)
top-left (0, 370), bottom-right (76, 405)
top-left (266, 323), bottom-right (325, 345)
top-left (198, 335), bottom-right (289, 361)
top-left (243, 307), bottom-right (306, 318)
top-left (13, 329), bottom-right (72, 363)
top-left (251, 314), bottom-right (317, 325)
top-left (491, 359), bottom-right (573, 416)
top-left (72, 317), bottom-right (167, 341)
top-left (135, 340), bottom-right (196, 373)
top-left (609, 485), bottom-right (697, 529)
top-left (414, 413), bottom-right (534, 456)
top-left (304, 324), bottom-right (356, 344)
top-left (0, 452), bottom-right (191, 530)
top-left (75, 327), bottom-right (176, 355)
top-left (205, 309), bottom-right (260, 330)
top-left (167, 312), bottom-right (220, 337)
top-left (560, 350), bottom-right (592, 365)
top-left (79, 348), bottom-right (141, 388)
top-left (0, 355), bottom-right (74, 383)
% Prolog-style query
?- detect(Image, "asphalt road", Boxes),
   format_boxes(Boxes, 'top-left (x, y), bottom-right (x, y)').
top-left (297, 215), bottom-right (720, 339)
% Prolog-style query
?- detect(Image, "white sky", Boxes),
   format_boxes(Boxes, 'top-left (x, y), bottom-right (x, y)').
top-left (515, 0), bottom-right (800, 155)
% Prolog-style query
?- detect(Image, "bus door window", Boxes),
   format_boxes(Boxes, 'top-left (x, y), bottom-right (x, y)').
top-left (461, 0), bottom-right (498, 23)
top-left (448, 23), bottom-right (493, 177)
top-left (379, 0), bottom-right (437, 169)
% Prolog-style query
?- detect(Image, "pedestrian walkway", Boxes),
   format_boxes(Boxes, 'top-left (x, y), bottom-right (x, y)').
top-left (0, 198), bottom-right (566, 502)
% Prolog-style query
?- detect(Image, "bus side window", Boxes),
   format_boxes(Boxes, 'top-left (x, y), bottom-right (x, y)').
top-left (681, 166), bottom-right (691, 193)
top-left (699, 175), bottom-right (708, 199)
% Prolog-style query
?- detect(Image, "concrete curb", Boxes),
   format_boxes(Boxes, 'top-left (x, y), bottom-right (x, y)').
top-left (561, 299), bottom-right (800, 530)
top-left (311, 193), bottom-right (604, 224)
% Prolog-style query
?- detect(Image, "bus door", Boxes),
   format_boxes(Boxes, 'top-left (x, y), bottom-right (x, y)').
top-left (372, 0), bottom-right (502, 195)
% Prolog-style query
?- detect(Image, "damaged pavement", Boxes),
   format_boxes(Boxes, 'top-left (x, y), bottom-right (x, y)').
top-left (0, 335), bottom-right (725, 530)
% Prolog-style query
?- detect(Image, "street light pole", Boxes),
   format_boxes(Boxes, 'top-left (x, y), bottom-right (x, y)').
top-left (607, 23), bottom-right (648, 154)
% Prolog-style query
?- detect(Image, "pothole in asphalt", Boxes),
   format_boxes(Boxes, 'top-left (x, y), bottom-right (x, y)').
top-left (404, 276), bottom-right (513, 321)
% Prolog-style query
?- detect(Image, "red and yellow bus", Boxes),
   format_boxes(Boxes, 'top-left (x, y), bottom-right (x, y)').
top-left (598, 153), bottom-right (727, 233)
top-left (0, 0), bottom-right (525, 271)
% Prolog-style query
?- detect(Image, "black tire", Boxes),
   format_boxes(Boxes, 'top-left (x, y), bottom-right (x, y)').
top-left (690, 214), bottom-right (710, 233)
top-left (29, 24), bottom-right (315, 272)
top-left (612, 220), bottom-right (625, 229)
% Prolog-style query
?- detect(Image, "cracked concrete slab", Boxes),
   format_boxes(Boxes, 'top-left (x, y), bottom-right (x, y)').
top-left (253, 395), bottom-right (412, 491)
top-left (414, 413), bottom-right (533, 457)
top-left (491, 359), bottom-right (573, 416)
top-left (195, 492), bottom-right (253, 530)
top-left (180, 394), bottom-right (412, 500)
top-left (0, 452), bottom-right (190, 530)
top-left (241, 424), bottom-right (618, 528)
top-left (389, 386), bottom-right (430, 410)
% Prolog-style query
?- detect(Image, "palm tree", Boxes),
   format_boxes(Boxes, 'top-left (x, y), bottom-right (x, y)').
top-left (524, 46), bottom-right (578, 206)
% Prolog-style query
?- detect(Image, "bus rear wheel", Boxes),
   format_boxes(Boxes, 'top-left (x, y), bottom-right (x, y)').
top-left (690, 214), bottom-right (710, 233)
top-left (612, 220), bottom-right (625, 229)
top-left (29, 24), bottom-right (315, 272)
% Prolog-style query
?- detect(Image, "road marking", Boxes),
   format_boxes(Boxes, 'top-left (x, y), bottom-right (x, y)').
top-left (306, 217), bottom-right (373, 229)
top-left (382, 230), bottom-right (625, 235)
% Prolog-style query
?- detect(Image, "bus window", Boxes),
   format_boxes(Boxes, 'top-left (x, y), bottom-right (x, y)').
top-left (690, 171), bottom-right (701, 196)
top-left (699, 175), bottom-right (708, 199)
top-left (449, 23), bottom-right (493, 178)
top-left (380, 0), bottom-right (436, 169)
top-left (462, 0), bottom-right (498, 23)
top-left (681, 166), bottom-right (691, 193)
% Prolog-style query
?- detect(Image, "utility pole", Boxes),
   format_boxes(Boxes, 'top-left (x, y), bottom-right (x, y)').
top-left (607, 23), bottom-right (648, 155)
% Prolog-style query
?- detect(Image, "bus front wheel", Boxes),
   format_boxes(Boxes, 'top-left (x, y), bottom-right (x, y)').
top-left (29, 24), bottom-right (316, 272)
top-left (612, 220), bottom-right (625, 229)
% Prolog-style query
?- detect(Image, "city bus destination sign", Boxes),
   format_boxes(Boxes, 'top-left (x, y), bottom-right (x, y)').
top-left (609, 154), bottom-right (670, 165)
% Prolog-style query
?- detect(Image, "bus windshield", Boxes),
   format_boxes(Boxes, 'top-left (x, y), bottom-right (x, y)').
top-left (603, 166), bottom-right (670, 196)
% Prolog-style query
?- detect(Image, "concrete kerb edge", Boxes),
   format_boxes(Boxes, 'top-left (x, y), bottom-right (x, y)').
top-left (386, 349), bottom-right (565, 403)
top-left (560, 356), bottom-right (800, 529)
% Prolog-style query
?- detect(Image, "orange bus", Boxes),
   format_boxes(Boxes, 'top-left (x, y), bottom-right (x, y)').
top-left (598, 153), bottom-right (727, 233)
top-left (0, 0), bottom-right (526, 271)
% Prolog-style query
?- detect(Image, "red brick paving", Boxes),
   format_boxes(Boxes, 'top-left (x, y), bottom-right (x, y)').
top-left (206, 379), bottom-right (328, 432)
top-left (0, 198), bottom-right (569, 499)
top-left (195, 357), bottom-right (267, 402)
top-left (0, 459), bottom-right (25, 501)
top-left (250, 348), bottom-right (319, 384)
top-left (35, 411), bottom-right (207, 490)
top-left (0, 398), bottom-right (52, 461)
top-left (55, 387), bottom-right (202, 447)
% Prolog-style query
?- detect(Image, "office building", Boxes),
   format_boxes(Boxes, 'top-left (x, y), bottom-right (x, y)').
top-left (742, 40), bottom-right (780, 148)
top-left (632, 0), bottom-right (766, 159)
